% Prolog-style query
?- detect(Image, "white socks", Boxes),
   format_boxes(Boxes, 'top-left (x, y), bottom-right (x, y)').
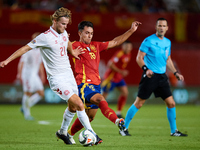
top-left (22, 94), bottom-right (30, 118)
top-left (60, 108), bottom-right (95, 135)
top-left (76, 110), bottom-right (95, 134)
top-left (29, 93), bottom-right (42, 107)
top-left (60, 108), bottom-right (75, 132)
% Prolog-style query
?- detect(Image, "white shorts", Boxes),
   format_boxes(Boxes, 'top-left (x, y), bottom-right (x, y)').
top-left (48, 69), bottom-right (78, 102)
top-left (22, 74), bottom-right (44, 93)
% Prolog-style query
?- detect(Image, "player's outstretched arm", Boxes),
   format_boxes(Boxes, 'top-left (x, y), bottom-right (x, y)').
top-left (0, 45), bottom-right (32, 68)
top-left (107, 21), bottom-right (142, 49)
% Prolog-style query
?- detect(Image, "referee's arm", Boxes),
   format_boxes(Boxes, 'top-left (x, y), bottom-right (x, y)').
top-left (166, 56), bottom-right (184, 81)
top-left (136, 50), bottom-right (153, 78)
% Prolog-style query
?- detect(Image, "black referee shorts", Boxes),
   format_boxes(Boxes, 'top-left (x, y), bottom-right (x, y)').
top-left (137, 72), bottom-right (172, 100)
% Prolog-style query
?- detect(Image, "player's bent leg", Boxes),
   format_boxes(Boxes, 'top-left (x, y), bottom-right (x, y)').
top-left (68, 108), bottom-right (100, 145)
top-left (68, 94), bottom-right (98, 137)
top-left (68, 109), bottom-right (98, 135)
top-left (91, 94), bottom-right (126, 132)
top-left (91, 94), bottom-right (118, 123)
top-left (56, 94), bottom-right (84, 145)
top-left (56, 107), bottom-right (75, 145)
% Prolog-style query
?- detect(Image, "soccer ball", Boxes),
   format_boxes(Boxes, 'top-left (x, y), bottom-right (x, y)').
top-left (78, 129), bottom-right (97, 146)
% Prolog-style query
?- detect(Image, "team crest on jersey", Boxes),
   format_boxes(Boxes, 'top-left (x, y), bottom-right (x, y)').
top-left (63, 36), bottom-right (67, 41)
top-left (90, 45), bottom-right (96, 52)
top-left (31, 40), bottom-right (36, 44)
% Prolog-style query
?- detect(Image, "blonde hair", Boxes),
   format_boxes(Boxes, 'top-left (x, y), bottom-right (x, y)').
top-left (51, 7), bottom-right (72, 24)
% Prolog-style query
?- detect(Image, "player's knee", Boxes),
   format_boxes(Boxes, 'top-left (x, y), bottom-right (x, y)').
top-left (40, 93), bottom-right (44, 97)
top-left (38, 90), bottom-right (44, 97)
top-left (91, 94), bottom-right (105, 104)
top-left (76, 102), bottom-right (85, 111)
top-left (121, 91), bottom-right (128, 97)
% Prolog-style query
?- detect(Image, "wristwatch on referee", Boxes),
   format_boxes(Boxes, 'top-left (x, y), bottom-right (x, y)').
top-left (174, 71), bottom-right (178, 76)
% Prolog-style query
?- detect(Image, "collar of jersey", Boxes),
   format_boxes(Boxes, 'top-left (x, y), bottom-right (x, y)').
top-left (50, 26), bottom-right (64, 38)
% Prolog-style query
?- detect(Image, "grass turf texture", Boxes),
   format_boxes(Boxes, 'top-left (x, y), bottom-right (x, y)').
top-left (0, 104), bottom-right (199, 150)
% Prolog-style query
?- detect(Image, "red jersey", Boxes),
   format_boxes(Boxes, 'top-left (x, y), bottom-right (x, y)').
top-left (72, 41), bottom-right (109, 85)
top-left (103, 49), bottom-right (131, 83)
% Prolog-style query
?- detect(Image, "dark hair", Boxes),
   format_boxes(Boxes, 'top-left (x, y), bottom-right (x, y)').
top-left (156, 18), bottom-right (168, 25)
top-left (78, 21), bottom-right (93, 31)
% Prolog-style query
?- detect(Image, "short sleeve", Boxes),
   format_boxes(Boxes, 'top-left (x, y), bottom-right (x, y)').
top-left (27, 33), bottom-right (47, 49)
top-left (168, 41), bottom-right (171, 56)
top-left (139, 38), bottom-right (150, 53)
top-left (99, 41), bottom-right (109, 52)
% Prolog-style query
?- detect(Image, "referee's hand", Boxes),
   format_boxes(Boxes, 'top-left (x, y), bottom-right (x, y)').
top-left (146, 70), bottom-right (154, 78)
top-left (175, 73), bottom-right (184, 81)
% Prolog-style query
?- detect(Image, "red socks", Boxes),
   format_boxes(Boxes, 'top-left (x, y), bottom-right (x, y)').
top-left (117, 95), bottom-right (127, 112)
top-left (99, 100), bottom-right (118, 123)
top-left (68, 118), bottom-right (85, 136)
top-left (68, 101), bottom-right (118, 136)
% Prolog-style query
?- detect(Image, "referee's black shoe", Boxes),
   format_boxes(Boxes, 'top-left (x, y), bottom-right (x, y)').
top-left (171, 130), bottom-right (188, 137)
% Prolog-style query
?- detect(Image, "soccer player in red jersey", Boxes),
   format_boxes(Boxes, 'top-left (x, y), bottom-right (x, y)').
top-left (101, 41), bottom-right (133, 118)
top-left (68, 21), bottom-right (141, 143)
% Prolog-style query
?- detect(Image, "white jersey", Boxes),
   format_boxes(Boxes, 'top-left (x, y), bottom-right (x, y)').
top-left (27, 27), bottom-right (71, 79)
top-left (20, 48), bottom-right (42, 77)
top-left (27, 27), bottom-right (77, 101)
top-left (20, 48), bottom-right (44, 92)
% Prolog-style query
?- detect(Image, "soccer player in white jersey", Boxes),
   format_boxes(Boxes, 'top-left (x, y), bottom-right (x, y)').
top-left (16, 32), bottom-right (45, 120)
top-left (0, 7), bottom-right (101, 145)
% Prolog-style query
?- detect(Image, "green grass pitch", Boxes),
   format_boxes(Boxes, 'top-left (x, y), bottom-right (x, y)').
top-left (0, 104), bottom-right (200, 150)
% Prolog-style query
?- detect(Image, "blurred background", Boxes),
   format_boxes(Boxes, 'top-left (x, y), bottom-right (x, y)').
top-left (0, 0), bottom-right (200, 104)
